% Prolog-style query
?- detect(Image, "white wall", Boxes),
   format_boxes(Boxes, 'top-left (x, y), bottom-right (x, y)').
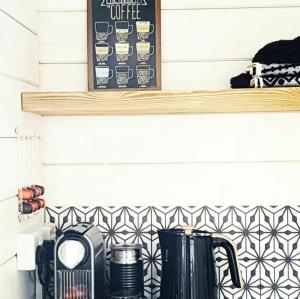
top-left (38, 0), bottom-right (300, 206)
top-left (0, 2), bottom-right (42, 298)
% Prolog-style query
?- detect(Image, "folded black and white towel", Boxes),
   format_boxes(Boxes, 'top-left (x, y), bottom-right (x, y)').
top-left (231, 36), bottom-right (300, 88)
top-left (250, 73), bottom-right (300, 88)
top-left (231, 62), bottom-right (300, 88)
top-left (248, 63), bottom-right (300, 76)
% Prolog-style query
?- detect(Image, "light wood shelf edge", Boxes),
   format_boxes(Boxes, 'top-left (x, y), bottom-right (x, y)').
top-left (22, 88), bottom-right (300, 116)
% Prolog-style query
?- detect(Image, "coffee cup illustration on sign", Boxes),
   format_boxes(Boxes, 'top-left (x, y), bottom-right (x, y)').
top-left (136, 42), bottom-right (154, 62)
top-left (136, 21), bottom-right (154, 41)
top-left (136, 65), bottom-right (155, 85)
top-left (95, 43), bottom-right (114, 62)
top-left (115, 43), bottom-right (133, 62)
top-left (115, 66), bottom-right (133, 86)
top-left (95, 22), bottom-right (113, 41)
top-left (95, 66), bottom-right (113, 85)
top-left (115, 21), bottom-right (133, 41)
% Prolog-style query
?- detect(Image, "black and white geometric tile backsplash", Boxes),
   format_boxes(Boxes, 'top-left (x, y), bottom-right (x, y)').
top-left (45, 206), bottom-right (300, 299)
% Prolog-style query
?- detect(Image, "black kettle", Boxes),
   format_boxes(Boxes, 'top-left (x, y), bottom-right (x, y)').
top-left (158, 227), bottom-right (243, 299)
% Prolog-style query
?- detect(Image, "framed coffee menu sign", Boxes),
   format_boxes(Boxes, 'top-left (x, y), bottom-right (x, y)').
top-left (87, 0), bottom-right (161, 91)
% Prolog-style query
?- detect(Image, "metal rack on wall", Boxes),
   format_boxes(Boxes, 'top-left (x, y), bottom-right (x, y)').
top-left (16, 127), bottom-right (45, 222)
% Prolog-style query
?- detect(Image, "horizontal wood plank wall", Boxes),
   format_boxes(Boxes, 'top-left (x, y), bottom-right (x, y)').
top-left (0, 196), bottom-right (44, 266)
top-left (0, 258), bottom-right (19, 298)
top-left (0, 200), bottom-right (18, 266)
top-left (38, 0), bottom-right (300, 11)
top-left (0, 12), bottom-right (39, 85)
top-left (0, 139), bottom-right (18, 201)
top-left (39, 61), bottom-right (251, 91)
top-left (39, 8), bottom-right (300, 63)
top-left (43, 162), bottom-right (300, 206)
top-left (0, 75), bottom-right (40, 136)
top-left (0, 0), bottom-right (38, 32)
top-left (0, 0), bottom-right (42, 291)
top-left (42, 113), bottom-right (300, 164)
top-left (0, 257), bottom-right (36, 299)
top-left (39, 2), bottom-right (300, 206)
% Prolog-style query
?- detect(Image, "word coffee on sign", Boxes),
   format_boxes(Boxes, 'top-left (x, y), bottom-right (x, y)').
top-left (101, 0), bottom-right (147, 6)
top-left (101, 0), bottom-right (147, 20)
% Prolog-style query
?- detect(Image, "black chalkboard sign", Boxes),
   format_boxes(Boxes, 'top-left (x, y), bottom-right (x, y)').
top-left (88, 0), bottom-right (161, 91)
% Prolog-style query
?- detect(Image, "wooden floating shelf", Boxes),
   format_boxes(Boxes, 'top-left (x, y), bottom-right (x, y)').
top-left (22, 87), bottom-right (300, 116)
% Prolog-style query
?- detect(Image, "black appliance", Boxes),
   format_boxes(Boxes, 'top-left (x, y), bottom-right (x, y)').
top-left (36, 240), bottom-right (55, 298)
top-left (158, 228), bottom-right (243, 299)
top-left (110, 244), bottom-right (144, 299)
top-left (54, 223), bottom-right (106, 299)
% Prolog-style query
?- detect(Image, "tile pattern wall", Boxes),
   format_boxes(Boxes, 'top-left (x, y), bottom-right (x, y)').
top-left (46, 206), bottom-right (300, 299)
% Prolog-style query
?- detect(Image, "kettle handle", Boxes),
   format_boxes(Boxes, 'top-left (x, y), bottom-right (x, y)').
top-left (212, 233), bottom-right (244, 288)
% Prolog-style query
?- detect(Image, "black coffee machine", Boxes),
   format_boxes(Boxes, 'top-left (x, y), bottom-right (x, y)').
top-left (158, 227), bottom-right (243, 299)
top-left (54, 223), bottom-right (106, 299)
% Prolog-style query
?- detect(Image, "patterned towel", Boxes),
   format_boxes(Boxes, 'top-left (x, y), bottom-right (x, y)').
top-left (247, 62), bottom-right (300, 87)
top-left (248, 63), bottom-right (300, 76)
top-left (231, 37), bottom-right (300, 88)
top-left (251, 73), bottom-right (300, 88)
top-left (231, 62), bottom-right (300, 88)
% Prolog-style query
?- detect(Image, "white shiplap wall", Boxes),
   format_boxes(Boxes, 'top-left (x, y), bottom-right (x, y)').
top-left (0, 2), bottom-right (42, 298)
top-left (39, 0), bottom-right (300, 206)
